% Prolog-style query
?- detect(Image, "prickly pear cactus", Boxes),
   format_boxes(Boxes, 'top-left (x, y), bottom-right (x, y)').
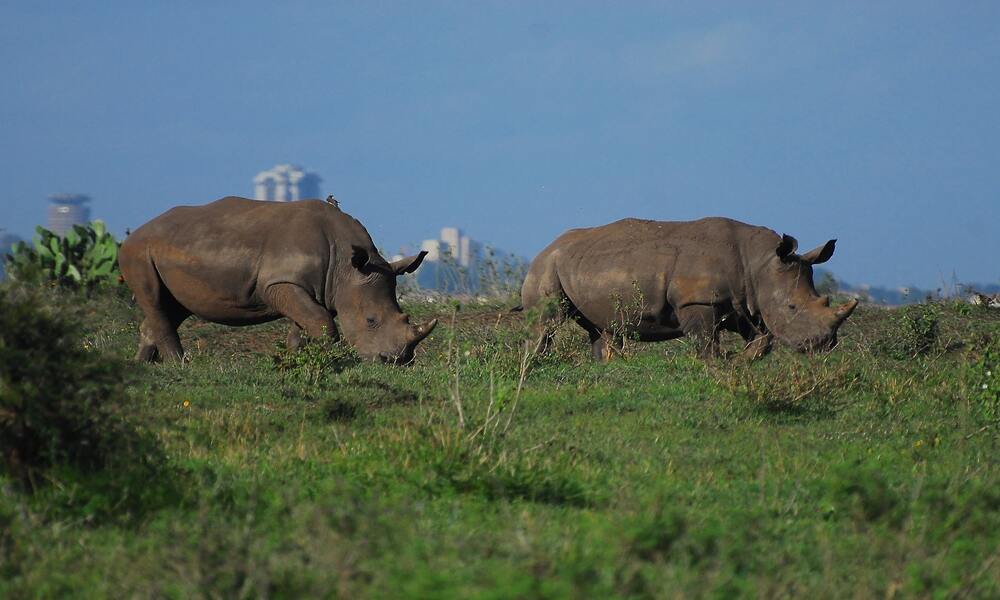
top-left (3, 222), bottom-right (121, 289)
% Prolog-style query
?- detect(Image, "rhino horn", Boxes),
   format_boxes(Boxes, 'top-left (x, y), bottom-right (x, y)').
top-left (408, 318), bottom-right (438, 344)
top-left (390, 250), bottom-right (428, 275)
top-left (833, 299), bottom-right (858, 324)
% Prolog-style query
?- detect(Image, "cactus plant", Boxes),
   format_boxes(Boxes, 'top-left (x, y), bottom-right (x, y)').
top-left (3, 222), bottom-right (122, 289)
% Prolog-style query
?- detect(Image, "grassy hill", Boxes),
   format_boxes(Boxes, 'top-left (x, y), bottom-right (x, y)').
top-left (2, 287), bottom-right (999, 598)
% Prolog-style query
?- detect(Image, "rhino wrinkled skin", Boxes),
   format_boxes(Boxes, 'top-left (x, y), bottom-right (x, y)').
top-left (521, 217), bottom-right (858, 360)
top-left (120, 197), bottom-right (436, 364)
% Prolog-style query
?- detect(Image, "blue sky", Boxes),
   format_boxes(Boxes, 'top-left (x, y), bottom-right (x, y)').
top-left (1, 1), bottom-right (997, 288)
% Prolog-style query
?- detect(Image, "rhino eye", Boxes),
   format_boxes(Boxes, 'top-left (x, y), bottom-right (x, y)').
top-left (366, 317), bottom-right (378, 329)
top-left (788, 304), bottom-right (797, 311)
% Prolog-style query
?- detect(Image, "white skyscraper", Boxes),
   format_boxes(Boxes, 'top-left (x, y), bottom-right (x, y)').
top-left (253, 164), bottom-right (322, 202)
top-left (47, 194), bottom-right (91, 235)
top-left (414, 227), bottom-right (483, 291)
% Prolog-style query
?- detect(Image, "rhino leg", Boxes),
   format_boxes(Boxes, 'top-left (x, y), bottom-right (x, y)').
top-left (136, 314), bottom-right (186, 362)
top-left (122, 254), bottom-right (188, 362)
top-left (521, 258), bottom-right (567, 357)
top-left (265, 283), bottom-right (340, 343)
top-left (732, 316), bottom-right (772, 360)
top-left (589, 330), bottom-right (625, 362)
top-left (677, 304), bottom-right (721, 358)
top-left (528, 309), bottom-right (564, 356)
top-left (742, 334), bottom-right (773, 360)
top-left (286, 323), bottom-right (304, 350)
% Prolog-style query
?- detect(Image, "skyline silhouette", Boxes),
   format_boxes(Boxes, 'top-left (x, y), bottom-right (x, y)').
top-left (1, 2), bottom-right (998, 288)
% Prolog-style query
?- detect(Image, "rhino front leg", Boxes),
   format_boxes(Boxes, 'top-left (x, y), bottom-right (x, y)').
top-left (677, 304), bottom-right (721, 358)
top-left (589, 330), bottom-right (624, 362)
top-left (266, 284), bottom-right (340, 343)
top-left (734, 317), bottom-right (772, 361)
top-left (741, 333), bottom-right (773, 361)
top-left (286, 322), bottom-right (304, 350)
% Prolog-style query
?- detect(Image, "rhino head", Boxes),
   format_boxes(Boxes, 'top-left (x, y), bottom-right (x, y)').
top-left (334, 247), bottom-right (437, 364)
top-left (753, 234), bottom-right (858, 353)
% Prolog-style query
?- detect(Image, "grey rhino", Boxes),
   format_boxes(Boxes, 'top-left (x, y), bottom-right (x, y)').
top-left (120, 197), bottom-right (437, 364)
top-left (520, 217), bottom-right (857, 360)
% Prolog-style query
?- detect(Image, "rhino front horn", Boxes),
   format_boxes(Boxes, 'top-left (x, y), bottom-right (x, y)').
top-left (834, 299), bottom-right (859, 323)
top-left (409, 318), bottom-right (438, 344)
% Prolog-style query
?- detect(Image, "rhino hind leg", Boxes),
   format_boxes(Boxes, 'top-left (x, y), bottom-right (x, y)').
top-left (136, 312), bottom-right (186, 362)
top-left (265, 283), bottom-right (340, 343)
top-left (123, 256), bottom-right (189, 362)
top-left (676, 304), bottom-right (721, 358)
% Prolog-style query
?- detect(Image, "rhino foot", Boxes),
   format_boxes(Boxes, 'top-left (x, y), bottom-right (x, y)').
top-left (741, 334), bottom-right (773, 361)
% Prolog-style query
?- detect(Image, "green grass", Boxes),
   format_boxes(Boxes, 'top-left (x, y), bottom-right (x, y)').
top-left (2, 288), bottom-right (1000, 598)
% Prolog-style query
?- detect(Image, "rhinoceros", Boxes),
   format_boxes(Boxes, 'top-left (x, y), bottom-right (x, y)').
top-left (520, 217), bottom-right (857, 360)
top-left (119, 197), bottom-right (437, 364)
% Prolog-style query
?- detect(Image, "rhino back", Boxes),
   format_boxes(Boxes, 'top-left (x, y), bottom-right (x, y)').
top-left (123, 197), bottom-right (376, 318)
top-left (549, 217), bottom-right (765, 326)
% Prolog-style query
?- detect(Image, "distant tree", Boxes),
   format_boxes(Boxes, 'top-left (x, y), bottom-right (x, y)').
top-left (816, 270), bottom-right (839, 295)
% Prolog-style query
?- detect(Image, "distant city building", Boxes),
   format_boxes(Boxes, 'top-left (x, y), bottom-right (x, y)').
top-left (253, 164), bottom-right (322, 202)
top-left (412, 227), bottom-right (482, 291)
top-left (47, 194), bottom-right (91, 235)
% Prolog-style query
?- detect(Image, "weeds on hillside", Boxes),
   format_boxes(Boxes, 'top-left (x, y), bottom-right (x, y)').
top-left (442, 300), bottom-right (538, 440)
top-left (966, 338), bottom-right (1000, 427)
top-left (710, 355), bottom-right (861, 419)
top-left (0, 286), bottom-right (177, 527)
top-left (0, 287), bottom-right (163, 490)
top-left (874, 303), bottom-right (942, 359)
top-left (608, 281), bottom-right (646, 358)
top-left (272, 334), bottom-right (359, 384)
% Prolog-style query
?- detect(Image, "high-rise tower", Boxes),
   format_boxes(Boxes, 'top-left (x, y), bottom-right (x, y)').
top-left (252, 164), bottom-right (322, 202)
top-left (47, 194), bottom-right (91, 235)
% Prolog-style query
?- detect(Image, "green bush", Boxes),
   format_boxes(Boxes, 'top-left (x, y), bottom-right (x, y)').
top-left (875, 302), bottom-right (942, 359)
top-left (272, 335), bottom-right (360, 383)
top-left (3, 222), bottom-right (121, 289)
top-left (0, 287), bottom-right (159, 490)
top-left (967, 340), bottom-right (1000, 426)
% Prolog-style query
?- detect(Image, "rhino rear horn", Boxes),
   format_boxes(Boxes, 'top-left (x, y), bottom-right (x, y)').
top-left (408, 318), bottom-right (438, 345)
top-left (801, 239), bottom-right (836, 265)
top-left (390, 251), bottom-right (428, 275)
top-left (776, 234), bottom-right (798, 262)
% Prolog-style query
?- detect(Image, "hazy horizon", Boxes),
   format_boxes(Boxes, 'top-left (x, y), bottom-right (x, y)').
top-left (1, 2), bottom-right (998, 289)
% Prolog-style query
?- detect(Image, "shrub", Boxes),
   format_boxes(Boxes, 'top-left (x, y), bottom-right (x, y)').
top-left (0, 287), bottom-right (159, 490)
top-left (272, 335), bottom-right (359, 383)
top-left (967, 340), bottom-right (1000, 426)
top-left (3, 222), bottom-right (121, 289)
top-left (820, 459), bottom-right (905, 529)
top-left (875, 303), bottom-right (942, 359)
top-left (710, 357), bottom-right (859, 420)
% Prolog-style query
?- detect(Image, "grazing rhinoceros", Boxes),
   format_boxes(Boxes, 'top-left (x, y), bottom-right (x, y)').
top-left (520, 217), bottom-right (857, 360)
top-left (120, 197), bottom-right (436, 364)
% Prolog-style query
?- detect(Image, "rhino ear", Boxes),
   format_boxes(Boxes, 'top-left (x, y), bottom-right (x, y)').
top-left (801, 239), bottom-right (836, 265)
top-left (776, 234), bottom-right (798, 262)
top-left (351, 245), bottom-right (372, 271)
top-left (351, 245), bottom-right (395, 275)
top-left (389, 250), bottom-right (428, 276)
